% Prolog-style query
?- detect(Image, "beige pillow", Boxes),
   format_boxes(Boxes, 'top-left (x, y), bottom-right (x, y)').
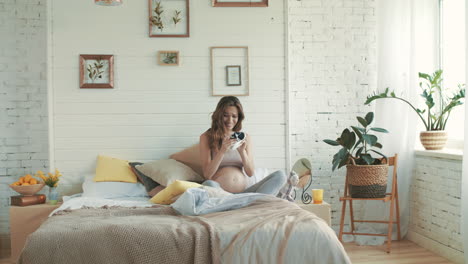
top-left (169, 144), bottom-right (203, 176)
top-left (135, 159), bottom-right (204, 186)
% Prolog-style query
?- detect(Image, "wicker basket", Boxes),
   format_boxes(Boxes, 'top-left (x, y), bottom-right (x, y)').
top-left (346, 159), bottom-right (389, 198)
top-left (420, 131), bottom-right (448, 150)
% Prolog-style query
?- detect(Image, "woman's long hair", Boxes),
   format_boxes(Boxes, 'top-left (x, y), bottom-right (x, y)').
top-left (208, 96), bottom-right (245, 151)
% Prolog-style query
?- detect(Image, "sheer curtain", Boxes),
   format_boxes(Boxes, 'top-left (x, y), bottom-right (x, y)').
top-left (462, 0), bottom-right (468, 259)
top-left (350, 0), bottom-right (439, 245)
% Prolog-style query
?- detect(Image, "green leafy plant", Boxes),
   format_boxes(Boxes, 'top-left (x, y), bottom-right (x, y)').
top-left (324, 112), bottom-right (389, 171)
top-left (87, 59), bottom-right (104, 82)
top-left (365, 70), bottom-right (465, 131)
top-left (150, 2), bottom-right (164, 31)
top-left (172, 10), bottom-right (182, 26)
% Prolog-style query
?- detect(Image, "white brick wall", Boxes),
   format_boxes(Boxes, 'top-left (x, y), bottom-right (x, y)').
top-left (0, 0), bottom-right (48, 236)
top-left (288, 0), bottom-right (377, 226)
top-left (410, 155), bottom-right (463, 255)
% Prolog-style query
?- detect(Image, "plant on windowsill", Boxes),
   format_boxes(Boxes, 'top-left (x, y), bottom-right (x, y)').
top-left (365, 69), bottom-right (465, 150)
top-left (324, 112), bottom-right (390, 198)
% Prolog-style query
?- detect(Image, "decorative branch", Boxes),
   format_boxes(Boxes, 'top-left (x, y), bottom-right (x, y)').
top-left (150, 1), bottom-right (164, 31)
top-left (172, 10), bottom-right (181, 26)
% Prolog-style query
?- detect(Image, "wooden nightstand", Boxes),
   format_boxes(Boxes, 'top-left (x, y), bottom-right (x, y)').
top-left (296, 201), bottom-right (331, 226)
top-left (10, 203), bottom-right (61, 262)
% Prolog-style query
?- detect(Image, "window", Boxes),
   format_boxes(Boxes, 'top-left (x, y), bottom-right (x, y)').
top-left (440, 0), bottom-right (465, 144)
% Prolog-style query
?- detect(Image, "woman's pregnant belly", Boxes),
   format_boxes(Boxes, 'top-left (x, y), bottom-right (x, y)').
top-left (213, 166), bottom-right (247, 193)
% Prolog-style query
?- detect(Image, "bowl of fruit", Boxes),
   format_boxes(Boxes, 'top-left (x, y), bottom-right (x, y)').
top-left (9, 174), bottom-right (45, 196)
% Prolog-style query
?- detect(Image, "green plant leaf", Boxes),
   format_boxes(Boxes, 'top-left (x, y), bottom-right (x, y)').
top-left (365, 112), bottom-right (374, 125)
top-left (374, 142), bottom-right (383, 148)
top-left (370, 149), bottom-right (386, 158)
top-left (357, 117), bottom-right (368, 127)
top-left (361, 154), bottom-right (375, 165)
top-left (355, 147), bottom-right (364, 157)
top-left (370, 127), bottom-right (389, 133)
top-left (362, 134), bottom-right (377, 146)
top-left (323, 139), bottom-right (340, 146)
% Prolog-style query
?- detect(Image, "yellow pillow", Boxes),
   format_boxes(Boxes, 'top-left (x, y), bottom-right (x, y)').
top-left (94, 155), bottom-right (137, 183)
top-left (150, 180), bottom-right (201, 205)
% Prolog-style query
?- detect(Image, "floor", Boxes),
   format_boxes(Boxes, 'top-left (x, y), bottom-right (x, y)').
top-left (0, 240), bottom-right (454, 264)
top-left (344, 240), bottom-right (454, 264)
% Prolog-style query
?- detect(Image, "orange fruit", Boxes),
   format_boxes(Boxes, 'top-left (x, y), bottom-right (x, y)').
top-left (22, 182), bottom-right (30, 186)
top-left (29, 178), bottom-right (38, 185)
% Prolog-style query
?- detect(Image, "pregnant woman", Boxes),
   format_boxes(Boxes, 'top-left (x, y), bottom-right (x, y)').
top-left (199, 96), bottom-right (286, 194)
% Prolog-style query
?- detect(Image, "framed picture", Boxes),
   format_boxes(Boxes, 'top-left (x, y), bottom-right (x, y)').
top-left (210, 46), bottom-right (249, 96)
top-left (149, 0), bottom-right (190, 38)
top-left (158, 51), bottom-right (180, 66)
top-left (79, 54), bottom-right (114, 89)
top-left (226, 65), bottom-right (241, 86)
top-left (212, 0), bottom-right (268, 7)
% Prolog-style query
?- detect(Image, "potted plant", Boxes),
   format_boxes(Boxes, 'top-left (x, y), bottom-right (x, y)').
top-left (365, 70), bottom-right (465, 150)
top-left (324, 112), bottom-right (390, 198)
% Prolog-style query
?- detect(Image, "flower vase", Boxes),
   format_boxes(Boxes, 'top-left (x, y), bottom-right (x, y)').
top-left (48, 186), bottom-right (59, 205)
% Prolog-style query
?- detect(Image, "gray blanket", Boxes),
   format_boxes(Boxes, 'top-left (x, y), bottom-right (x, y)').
top-left (19, 205), bottom-right (220, 264)
top-left (19, 197), bottom-right (350, 264)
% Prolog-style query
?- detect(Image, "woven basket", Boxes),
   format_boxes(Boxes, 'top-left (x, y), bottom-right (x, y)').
top-left (420, 131), bottom-right (447, 150)
top-left (346, 159), bottom-right (389, 198)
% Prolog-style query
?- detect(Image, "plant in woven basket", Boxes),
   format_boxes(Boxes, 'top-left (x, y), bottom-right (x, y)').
top-left (324, 112), bottom-right (390, 198)
top-left (365, 70), bottom-right (465, 150)
top-left (324, 112), bottom-right (389, 171)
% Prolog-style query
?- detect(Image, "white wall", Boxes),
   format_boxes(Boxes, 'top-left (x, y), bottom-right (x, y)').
top-left (50, 1), bottom-right (286, 195)
top-left (288, 0), bottom-right (377, 225)
top-left (0, 0), bottom-right (48, 236)
top-left (408, 154), bottom-right (464, 263)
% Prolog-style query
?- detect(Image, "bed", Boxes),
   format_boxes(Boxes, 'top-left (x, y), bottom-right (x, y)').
top-left (18, 194), bottom-right (350, 264)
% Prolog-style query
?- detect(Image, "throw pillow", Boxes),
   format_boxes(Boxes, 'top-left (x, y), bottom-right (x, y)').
top-left (169, 144), bottom-right (203, 176)
top-left (129, 162), bottom-right (160, 192)
top-left (150, 180), bottom-right (201, 205)
top-left (135, 159), bottom-right (204, 186)
top-left (94, 155), bottom-right (137, 183)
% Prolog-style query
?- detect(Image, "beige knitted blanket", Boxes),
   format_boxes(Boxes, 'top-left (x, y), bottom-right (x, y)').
top-left (19, 205), bottom-right (220, 264)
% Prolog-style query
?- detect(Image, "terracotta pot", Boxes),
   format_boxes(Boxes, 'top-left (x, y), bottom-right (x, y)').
top-left (420, 131), bottom-right (448, 150)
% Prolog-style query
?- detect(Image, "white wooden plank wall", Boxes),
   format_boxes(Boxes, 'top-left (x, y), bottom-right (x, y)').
top-left (51, 1), bottom-right (286, 195)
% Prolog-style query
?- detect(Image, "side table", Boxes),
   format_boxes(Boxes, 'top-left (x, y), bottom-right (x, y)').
top-left (10, 203), bottom-right (61, 262)
top-left (296, 201), bottom-right (331, 226)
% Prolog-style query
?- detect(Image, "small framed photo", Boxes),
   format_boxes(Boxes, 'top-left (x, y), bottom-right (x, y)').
top-left (211, 46), bottom-right (249, 96)
top-left (79, 54), bottom-right (114, 89)
top-left (149, 0), bottom-right (190, 37)
top-left (226, 65), bottom-right (241, 86)
top-left (157, 51), bottom-right (180, 66)
top-left (212, 0), bottom-right (268, 7)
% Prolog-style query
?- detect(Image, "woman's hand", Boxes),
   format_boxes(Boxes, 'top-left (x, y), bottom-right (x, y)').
top-left (236, 139), bottom-right (247, 153)
top-left (220, 136), bottom-right (236, 153)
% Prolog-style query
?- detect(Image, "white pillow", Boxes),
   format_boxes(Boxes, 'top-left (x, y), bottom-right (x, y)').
top-left (135, 159), bottom-right (204, 186)
top-left (82, 175), bottom-right (148, 199)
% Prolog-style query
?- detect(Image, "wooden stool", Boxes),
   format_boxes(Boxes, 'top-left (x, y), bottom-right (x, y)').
top-left (338, 154), bottom-right (401, 253)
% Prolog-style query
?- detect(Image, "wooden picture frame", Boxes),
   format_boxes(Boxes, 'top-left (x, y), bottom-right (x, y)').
top-left (149, 0), bottom-right (190, 38)
top-left (212, 0), bottom-right (268, 7)
top-left (210, 46), bottom-right (249, 96)
top-left (79, 54), bottom-right (114, 89)
top-left (158, 51), bottom-right (180, 66)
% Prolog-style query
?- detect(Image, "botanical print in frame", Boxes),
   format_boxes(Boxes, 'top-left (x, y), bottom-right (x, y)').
top-left (158, 51), bottom-right (180, 66)
top-left (211, 46), bottom-right (249, 96)
top-left (149, 0), bottom-right (190, 37)
top-left (212, 0), bottom-right (268, 7)
top-left (226, 65), bottom-right (241, 86)
top-left (79, 54), bottom-right (114, 89)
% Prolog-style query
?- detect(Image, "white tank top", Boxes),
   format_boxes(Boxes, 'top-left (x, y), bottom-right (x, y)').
top-left (213, 148), bottom-right (243, 168)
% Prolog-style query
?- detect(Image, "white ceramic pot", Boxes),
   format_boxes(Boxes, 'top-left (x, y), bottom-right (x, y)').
top-left (420, 131), bottom-right (448, 150)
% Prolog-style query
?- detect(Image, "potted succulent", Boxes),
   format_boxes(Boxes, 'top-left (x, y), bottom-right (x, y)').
top-left (324, 112), bottom-right (390, 198)
top-left (365, 70), bottom-right (465, 150)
